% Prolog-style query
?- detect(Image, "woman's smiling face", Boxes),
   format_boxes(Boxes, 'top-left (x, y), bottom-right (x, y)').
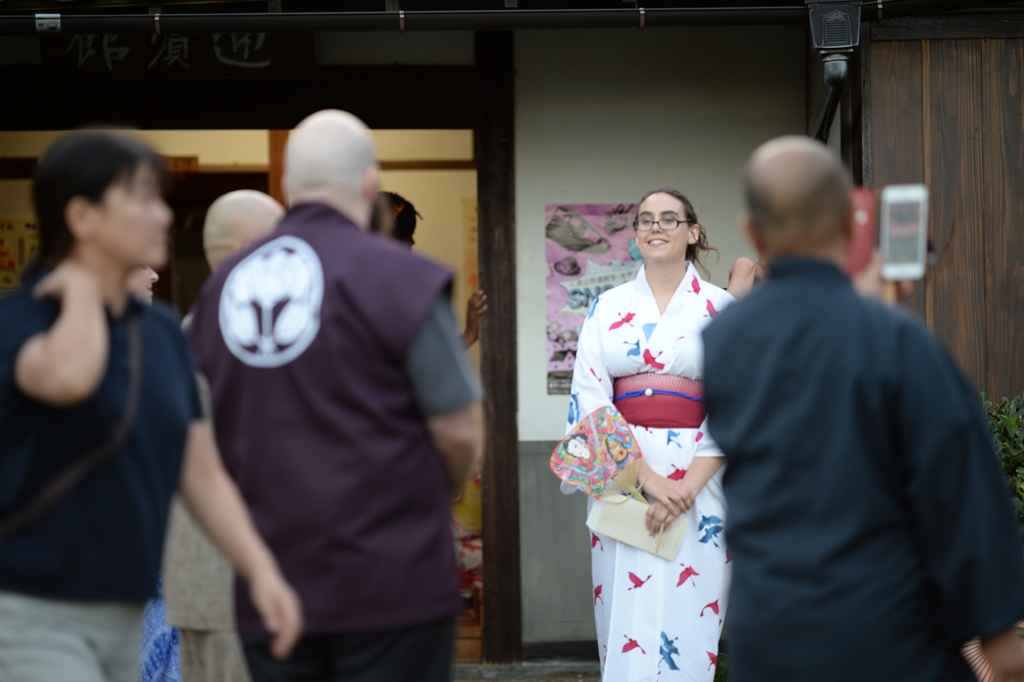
top-left (635, 192), bottom-right (699, 267)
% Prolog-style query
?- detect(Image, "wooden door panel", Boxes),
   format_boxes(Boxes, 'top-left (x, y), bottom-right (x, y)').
top-left (926, 39), bottom-right (988, 391)
top-left (869, 31), bottom-right (1024, 399)
top-left (983, 38), bottom-right (1024, 401)
top-left (870, 40), bottom-right (927, 317)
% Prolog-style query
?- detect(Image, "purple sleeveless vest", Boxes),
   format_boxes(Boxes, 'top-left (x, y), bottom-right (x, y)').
top-left (188, 202), bottom-right (460, 634)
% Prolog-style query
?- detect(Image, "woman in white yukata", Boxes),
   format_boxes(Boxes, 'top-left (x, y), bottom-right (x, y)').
top-left (564, 189), bottom-right (743, 682)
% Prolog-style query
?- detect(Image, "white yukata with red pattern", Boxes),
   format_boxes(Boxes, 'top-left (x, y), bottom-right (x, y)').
top-left (563, 262), bottom-right (733, 682)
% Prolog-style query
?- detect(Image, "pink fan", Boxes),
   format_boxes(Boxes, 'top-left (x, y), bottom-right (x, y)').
top-left (961, 624), bottom-right (1024, 681)
top-left (550, 406), bottom-right (643, 499)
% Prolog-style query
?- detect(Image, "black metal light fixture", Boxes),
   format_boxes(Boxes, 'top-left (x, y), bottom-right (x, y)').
top-left (808, 0), bottom-right (861, 52)
top-left (805, 0), bottom-right (862, 143)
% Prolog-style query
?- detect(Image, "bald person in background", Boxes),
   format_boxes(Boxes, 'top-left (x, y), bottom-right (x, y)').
top-left (186, 110), bottom-right (481, 682)
top-left (703, 137), bottom-right (1024, 682)
top-left (163, 190), bottom-right (284, 682)
top-left (202, 190), bottom-right (286, 274)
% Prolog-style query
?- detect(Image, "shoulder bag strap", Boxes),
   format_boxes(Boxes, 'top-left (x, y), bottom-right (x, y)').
top-left (0, 312), bottom-right (143, 541)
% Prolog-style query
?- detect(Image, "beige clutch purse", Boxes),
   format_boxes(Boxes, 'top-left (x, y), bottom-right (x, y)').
top-left (586, 497), bottom-right (688, 561)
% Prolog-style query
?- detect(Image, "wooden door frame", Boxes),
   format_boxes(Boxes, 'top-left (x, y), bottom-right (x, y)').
top-left (0, 50), bottom-right (525, 664)
top-left (474, 29), bottom-right (522, 665)
top-left (0, 65), bottom-right (477, 129)
top-left (870, 14), bottom-right (1024, 42)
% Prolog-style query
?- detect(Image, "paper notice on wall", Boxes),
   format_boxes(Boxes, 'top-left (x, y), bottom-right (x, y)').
top-left (0, 219), bottom-right (40, 295)
top-left (545, 204), bottom-right (642, 394)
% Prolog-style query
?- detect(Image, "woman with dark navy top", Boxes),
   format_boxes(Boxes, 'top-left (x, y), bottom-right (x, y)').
top-left (0, 132), bottom-right (301, 682)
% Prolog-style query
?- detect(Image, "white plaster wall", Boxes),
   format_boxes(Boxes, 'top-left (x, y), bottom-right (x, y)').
top-left (0, 181), bottom-right (34, 219)
top-left (515, 25), bottom-right (808, 443)
top-left (0, 130), bottom-right (269, 165)
top-left (379, 168), bottom-right (478, 364)
top-left (374, 129), bottom-right (474, 161)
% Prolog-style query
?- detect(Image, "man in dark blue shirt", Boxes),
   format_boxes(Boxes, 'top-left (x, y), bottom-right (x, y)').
top-left (703, 136), bottom-right (1024, 681)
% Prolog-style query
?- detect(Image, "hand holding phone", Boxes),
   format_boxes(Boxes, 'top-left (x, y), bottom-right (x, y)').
top-left (880, 185), bottom-right (929, 282)
top-left (845, 187), bottom-right (876, 277)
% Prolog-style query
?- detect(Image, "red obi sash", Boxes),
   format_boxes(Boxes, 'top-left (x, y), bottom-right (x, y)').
top-left (612, 374), bottom-right (705, 430)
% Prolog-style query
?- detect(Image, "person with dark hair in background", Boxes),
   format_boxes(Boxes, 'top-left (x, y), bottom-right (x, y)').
top-left (378, 191), bottom-right (489, 348)
top-left (0, 132), bottom-right (301, 682)
top-left (382, 191), bottom-right (420, 248)
top-left (703, 136), bottom-right (1024, 682)
top-left (187, 110), bottom-right (482, 682)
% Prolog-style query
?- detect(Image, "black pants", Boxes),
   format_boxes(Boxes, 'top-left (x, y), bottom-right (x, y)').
top-left (241, 616), bottom-right (455, 682)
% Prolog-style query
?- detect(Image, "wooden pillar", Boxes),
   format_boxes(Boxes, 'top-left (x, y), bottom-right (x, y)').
top-left (841, 33), bottom-right (865, 185)
top-left (475, 29), bottom-right (522, 665)
top-left (268, 129), bottom-right (288, 205)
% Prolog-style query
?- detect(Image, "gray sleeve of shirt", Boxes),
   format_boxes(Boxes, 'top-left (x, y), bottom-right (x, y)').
top-left (406, 293), bottom-right (481, 418)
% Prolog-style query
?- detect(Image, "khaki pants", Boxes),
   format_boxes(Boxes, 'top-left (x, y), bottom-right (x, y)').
top-left (178, 629), bottom-right (251, 682)
top-left (0, 589), bottom-right (144, 682)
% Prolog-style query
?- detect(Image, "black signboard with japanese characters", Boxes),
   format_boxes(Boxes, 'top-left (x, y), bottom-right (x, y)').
top-left (42, 33), bottom-right (312, 77)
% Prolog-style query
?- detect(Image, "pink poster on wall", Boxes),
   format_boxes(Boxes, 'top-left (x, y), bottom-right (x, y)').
top-left (545, 203), bottom-right (642, 394)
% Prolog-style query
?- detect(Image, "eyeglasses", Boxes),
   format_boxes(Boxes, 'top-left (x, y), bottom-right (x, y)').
top-left (633, 216), bottom-right (694, 232)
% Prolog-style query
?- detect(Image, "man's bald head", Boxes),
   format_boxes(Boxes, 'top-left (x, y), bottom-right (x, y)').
top-left (203, 190), bottom-right (284, 271)
top-left (744, 136), bottom-right (852, 257)
top-left (283, 110), bottom-right (378, 226)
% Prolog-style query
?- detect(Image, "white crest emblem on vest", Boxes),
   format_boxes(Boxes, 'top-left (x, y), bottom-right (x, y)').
top-left (218, 235), bottom-right (324, 368)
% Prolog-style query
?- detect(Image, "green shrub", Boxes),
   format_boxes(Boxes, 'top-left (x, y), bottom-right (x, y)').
top-left (981, 392), bottom-right (1024, 533)
top-left (714, 654), bottom-right (729, 682)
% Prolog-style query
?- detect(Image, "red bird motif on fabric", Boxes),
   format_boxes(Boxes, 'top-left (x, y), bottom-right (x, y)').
top-left (594, 584), bottom-right (604, 604)
top-left (622, 569), bottom-right (647, 589)
top-left (589, 368), bottom-right (603, 383)
top-left (676, 565), bottom-right (700, 587)
top-left (667, 466), bottom-right (687, 481)
top-left (707, 651), bottom-right (718, 670)
top-left (706, 299), bottom-right (718, 317)
top-left (622, 636), bottom-right (646, 654)
top-left (591, 532), bottom-right (603, 550)
top-left (692, 276), bottom-right (701, 295)
top-left (626, 569), bottom-right (651, 589)
top-left (696, 432), bottom-right (704, 443)
top-left (609, 312), bottom-right (636, 330)
top-left (700, 599), bottom-right (720, 617)
top-left (642, 349), bottom-right (665, 370)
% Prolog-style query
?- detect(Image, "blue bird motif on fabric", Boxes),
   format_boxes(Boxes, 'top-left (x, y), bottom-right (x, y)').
top-left (643, 323), bottom-right (657, 341)
top-left (659, 632), bottom-right (681, 671)
top-left (623, 340), bottom-right (641, 358)
top-left (567, 393), bottom-right (580, 426)
top-left (699, 514), bottom-right (725, 546)
top-left (699, 514), bottom-right (723, 531)
top-left (700, 525), bottom-right (724, 546)
top-left (587, 297), bottom-right (601, 320)
top-left (666, 430), bottom-right (683, 447)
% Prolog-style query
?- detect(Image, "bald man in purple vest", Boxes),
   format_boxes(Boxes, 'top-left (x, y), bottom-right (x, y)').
top-left (187, 110), bottom-right (482, 682)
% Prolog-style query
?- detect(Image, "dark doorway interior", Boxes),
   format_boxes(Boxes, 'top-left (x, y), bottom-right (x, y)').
top-left (0, 36), bottom-right (522, 663)
top-left (158, 172), bottom-right (269, 312)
